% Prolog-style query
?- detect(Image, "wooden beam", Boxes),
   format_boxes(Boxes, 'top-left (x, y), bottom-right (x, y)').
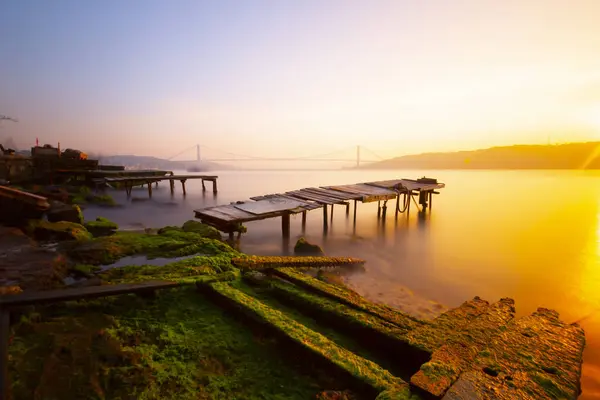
top-left (0, 281), bottom-right (183, 309)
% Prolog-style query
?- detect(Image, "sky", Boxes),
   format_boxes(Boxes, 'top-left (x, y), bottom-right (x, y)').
top-left (2, 0), bottom-right (600, 162)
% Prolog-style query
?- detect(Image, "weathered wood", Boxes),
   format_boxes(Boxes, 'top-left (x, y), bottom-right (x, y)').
top-left (231, 255), bottom-right (366, 271)
top-left (0, 281), bottom-right (182, 308)
top-left (281, 212), bottom-right (291, 238)
top-left (302, 187), bottom-right (360, 201)
top-left (285, 190), bottom-right (345, 205)
top-left (234, 197), bottom-right (309, 215)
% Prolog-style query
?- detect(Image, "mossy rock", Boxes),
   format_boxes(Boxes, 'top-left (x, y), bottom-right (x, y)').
top-left (66, 230), bottom-right (239, 265)
top-left (375, 387), bottom-right (416, 400)
top-left (181, 220), bottom-right (221, 239)
top-left (157, 225), bottom-right (183, 235)
top-left (84, 217), bottom-right (118, 237)
top-left (294, 237), bottom-right (325, 255)
top-left (27, 220), bottom-right (91, 242)
top-left (46, 202), bottom-right (84, 224)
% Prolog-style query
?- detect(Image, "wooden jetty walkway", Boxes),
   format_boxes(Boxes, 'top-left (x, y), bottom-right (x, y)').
top-left (194, 177), bottom-right (445, 239)
top-left (95, 174), bottom-right (218, 197)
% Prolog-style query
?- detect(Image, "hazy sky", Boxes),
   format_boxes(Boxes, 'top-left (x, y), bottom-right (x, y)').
top-left (2, 0), bottom-right (600, 161)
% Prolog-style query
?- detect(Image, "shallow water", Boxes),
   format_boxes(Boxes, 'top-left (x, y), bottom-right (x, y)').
top-left (82, 169), bottom-right (600, 398)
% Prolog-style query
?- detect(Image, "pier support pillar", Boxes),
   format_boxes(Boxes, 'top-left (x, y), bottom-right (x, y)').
top-left (147, 181), bottom-right (153, 198)
top-left (281, 213), bottom-right (291, 238)
top-left (181, 179), bottom-right (187, 196)
top-left (169, 179), bottom-right (175, 195)
top-left (418, 190), bottom-right (428, 210)
top-left (345, 202), bottom-right (350, 216)
top-left (377, 201), bottom-right (381, 218)
top-left (429, 191), bottom-right (433, 211)
top-left (202, 180), bottom-right (206, 192)
top-left (323, 205), bottom-right (328, 229)
top-left (353, 200), bottom-right (357, 222)
top-left (301, 211), bottom-right (307, 231)
top-left (212, 179), bottom-right (218, 194)
top-left (382, 200), bottom-right (388, 219)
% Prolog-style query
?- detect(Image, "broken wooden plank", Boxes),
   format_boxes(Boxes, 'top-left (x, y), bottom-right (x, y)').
top-left (286, 189), bottom-right (345, 205)
top-left (232, 255), bottom-right (366, 271)
top-left (0, 280), bottom-right (184, 308)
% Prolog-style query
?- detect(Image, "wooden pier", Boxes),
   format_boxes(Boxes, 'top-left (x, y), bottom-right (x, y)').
top-left (194, 177), bottom-right (445, 239)
top-left (95, 174), bottom-right (218, 198)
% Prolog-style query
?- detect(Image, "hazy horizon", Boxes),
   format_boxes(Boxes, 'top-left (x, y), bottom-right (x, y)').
top-left (2, 0), bottom-right (600, 162)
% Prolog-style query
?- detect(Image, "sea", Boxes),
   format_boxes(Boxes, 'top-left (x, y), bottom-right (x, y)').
top-left (82, 169), bottom-right (600, 399)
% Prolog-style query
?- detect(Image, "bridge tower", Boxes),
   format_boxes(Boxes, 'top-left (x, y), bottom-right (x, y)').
top-left (196, 144), bottom-right (201, 164)
top-left (356, 145), bottom-right (361, 168)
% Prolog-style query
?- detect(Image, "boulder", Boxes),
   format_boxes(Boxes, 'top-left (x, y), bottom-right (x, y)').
top-left (47, 201), bottom-right (84, 224)
top-left (181, 220), bottom-right (222, 239)
top-left (294, 237), bottom-right (325, 255)
top-left (28, 220), bottom-right (91, 242)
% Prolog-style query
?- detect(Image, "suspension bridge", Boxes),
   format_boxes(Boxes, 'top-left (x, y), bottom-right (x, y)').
top-left (167, 145), bottom-right (386, 167)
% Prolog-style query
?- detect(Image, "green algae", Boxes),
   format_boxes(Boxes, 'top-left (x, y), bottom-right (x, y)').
top-left (8, 286), bottom-right (334, 400)
top-left (66, 230), bottom-right (239, 265)
top-left (202, 281), bottom-right (406, 396)
top-left (232, 255), bottom-right (365, 271)
top-left (270, 268), bottom-right (424, 329)
top-left (84, 217), bottom-right (118, 231)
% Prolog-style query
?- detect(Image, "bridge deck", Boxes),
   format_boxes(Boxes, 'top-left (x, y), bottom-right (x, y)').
top-left (102, 174), bottom-right (217, 183)
top-left (194, 178), bottom-right (445, 236)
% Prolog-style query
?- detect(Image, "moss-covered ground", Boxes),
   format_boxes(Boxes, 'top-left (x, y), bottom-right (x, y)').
top-left (4, 219), bottom-right (587, 400)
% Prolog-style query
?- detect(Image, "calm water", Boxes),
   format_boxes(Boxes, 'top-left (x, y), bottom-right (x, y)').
top-left (83, 169), bottom-right (600, 398)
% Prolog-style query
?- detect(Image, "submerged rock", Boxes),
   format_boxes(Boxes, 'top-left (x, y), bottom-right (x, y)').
top-left (84, 217), bottom-right (118, 237)
top-left (294, 237), bottom-right (325, 255)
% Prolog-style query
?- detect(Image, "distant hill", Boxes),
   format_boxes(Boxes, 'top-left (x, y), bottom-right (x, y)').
top-left (362, 142), bottom-right (600, 170)
top-left (91, 154), bottom-right (237, 171)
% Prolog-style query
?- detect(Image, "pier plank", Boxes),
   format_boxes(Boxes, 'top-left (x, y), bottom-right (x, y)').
top-left (234, 197), bottom-right (308, 215)
top-left (303, 187), bottom-right (360, 200)
top-left (286, 190), bottom-right (345, 205)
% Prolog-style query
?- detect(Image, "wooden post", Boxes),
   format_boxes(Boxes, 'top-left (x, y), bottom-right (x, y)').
top-left (330, 204), bottom-right (334, 222)
top-left (353, 200), bottom-right (357, 221)
top-left (382, 200), bottom-right (387, 219)
top-left (147, 181), bottom-right (153, 198)
top-left (126, 184), bottom-right (132, 198)
top-left (169, 179), bottom-right (175, 195)
top-left (323, 205), bottom-right (328, 228)
top-left (281, 212), bottom-right (291, 238)
top-left (229, 232), bottom-right (234, 241)
top-left (154, 181), bottom-right (158, 188)
top-left (345, 202), bottom-right (350, 216)
top-left (212, 179), bottom-right (218, 194)
top-left (407, 192), bottom-right (412, 214)
top-left (181, 179), bottom-right (187, 196)
top-left (395, 193), bottom-right (400, 218)
top-left (429, 191), bottom-right (433, 211)
top-left (1, 310), bottom-right (9, 400)
top-left (202, 180), bottom-right (206, 192)
top-left (377, 201), bottom-right (381, 218)
top-left (301, 211), bottom-right (307, 231)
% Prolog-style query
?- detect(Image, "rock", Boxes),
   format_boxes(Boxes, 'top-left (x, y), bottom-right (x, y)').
top-left (0, 245), bottom-right (67, 290)
top-left (157, 225), bottom-right (183, 235)
top-left (46, 201), bottom-right (84, 224)
top-left (27, 220), bottom-right (92, 242)
top-left (181, 220), bottom-right (222, 239)
top-left (294, 237), bottom-right (324, 255)
top-left (84, 217), bottom-right (118, 237)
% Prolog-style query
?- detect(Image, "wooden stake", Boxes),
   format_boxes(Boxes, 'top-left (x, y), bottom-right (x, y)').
top-left (377, 201), bottom-right (381, 218)
top-left (323, 205), bottom-right (328, 228)
top-left (202, 180), bottom-right (206, 192)
top-left (147, 181), bottom-right (153, 198)
top-left (429, 191), bottom-right (433, 211)
top-left (353, 199), bottom-right (357, 221)
top-left (301, 211), bottom-right (307, 231)
top-left (181, 179), bottom-right (187, 196)
top-left (281, 212), bottom-right (291, 238)
top-left (395, 193), bottom-right (400, 218)
top-left (382, 200), bottom-right (387, 219)
top-left (212, 179), bottom-right (218, 194)
top-left (169, 179), bottom-right (175, 195)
